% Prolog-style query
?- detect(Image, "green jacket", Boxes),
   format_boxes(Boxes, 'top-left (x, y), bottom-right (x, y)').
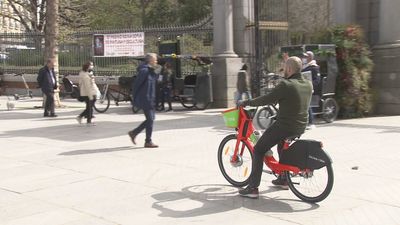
top-left (248, 73), bottom-right (312, 134)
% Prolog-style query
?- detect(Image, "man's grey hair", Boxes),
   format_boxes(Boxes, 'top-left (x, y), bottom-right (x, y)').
top-left (286, 56), bottom-right (302, 74)
top-left (145, 53), bottom-right (157, 63)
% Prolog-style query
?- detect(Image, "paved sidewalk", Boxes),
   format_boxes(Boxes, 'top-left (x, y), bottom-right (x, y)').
top-left (1, 97), bottom-right (400, 225)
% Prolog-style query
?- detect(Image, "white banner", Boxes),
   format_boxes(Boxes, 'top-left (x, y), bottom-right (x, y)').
top-left (93, 32), bottom-right (145, 57)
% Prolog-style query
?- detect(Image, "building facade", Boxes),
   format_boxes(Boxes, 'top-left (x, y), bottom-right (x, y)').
top-left (0, 0), bottom-right (26, 33)
top-left (334, 0), bottom-right (400, 115)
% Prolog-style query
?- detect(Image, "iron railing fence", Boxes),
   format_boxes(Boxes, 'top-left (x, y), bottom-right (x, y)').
top-left (0, 16), bottom-right (213, 77)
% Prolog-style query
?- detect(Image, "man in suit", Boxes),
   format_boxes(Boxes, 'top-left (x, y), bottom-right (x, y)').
top-left (37, 58), bottom-right (58, 117)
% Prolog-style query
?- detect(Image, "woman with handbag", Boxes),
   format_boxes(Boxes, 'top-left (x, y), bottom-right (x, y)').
top-left (76, 61), bottom-right (99, 125)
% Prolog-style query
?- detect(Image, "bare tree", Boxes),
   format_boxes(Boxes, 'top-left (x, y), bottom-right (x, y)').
top-left (0, 0), bottom-right (46, 32)
top-left (44, 0), bottom-right (61, 106)
top-left (288, 0), bottom-right (332, 43)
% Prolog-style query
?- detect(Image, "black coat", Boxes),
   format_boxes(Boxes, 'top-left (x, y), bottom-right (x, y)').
top-left (37, 65), bottom-right (57, 94)
top-left (302, 64), bottom-right (320, 90)
top-left (132, 63), bottom-right (158, 110)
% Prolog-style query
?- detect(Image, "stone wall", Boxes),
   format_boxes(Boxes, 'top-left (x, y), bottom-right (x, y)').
top-left (372, 43), bottom-right (400, 114)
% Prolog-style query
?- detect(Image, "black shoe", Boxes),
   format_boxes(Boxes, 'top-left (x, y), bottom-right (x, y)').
top-left (128, 131), bottom-right (137, 145)
top-left (239, 186), bottom-right (259, 199)
top-left (272, 175), bottom-right (289, 190)
top-left (49, 114), bottom-right (58, 117)
top-left (43, 114), bottom-right (49, 117)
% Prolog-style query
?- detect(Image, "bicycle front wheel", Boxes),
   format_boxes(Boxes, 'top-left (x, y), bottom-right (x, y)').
top-left (218, 134), bottom-right (253, 187)
top-left (94, 93), bottom-right (110, 113)
top-left (256, 106), bottom-right (275, 130)
top-left (285, 163), bottom-right (334, 203)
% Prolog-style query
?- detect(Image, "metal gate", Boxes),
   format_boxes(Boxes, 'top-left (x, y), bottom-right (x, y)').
top-left (254, 0), bottom-right (289, 96)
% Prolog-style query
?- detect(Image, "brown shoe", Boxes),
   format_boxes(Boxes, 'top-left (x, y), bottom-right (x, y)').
top-left (144, 142), bottom-right (158, 148)
top-left (128, 131), bottom-right (137, 145)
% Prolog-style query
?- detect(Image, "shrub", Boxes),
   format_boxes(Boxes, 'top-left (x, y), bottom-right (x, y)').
top-left (313, 25), bottom-right (374, 118)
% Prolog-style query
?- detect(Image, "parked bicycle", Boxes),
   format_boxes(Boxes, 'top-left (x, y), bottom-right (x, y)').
top-left (94, 76), bottom-right (135, 113)
top-left (256, 73), bottom-right (282, 129)
top-left (218, 106), bottom-right (334, 203)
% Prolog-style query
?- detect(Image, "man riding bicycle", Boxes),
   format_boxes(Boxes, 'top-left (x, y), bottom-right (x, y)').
top-left (238, 56), bottom-right (312, 199)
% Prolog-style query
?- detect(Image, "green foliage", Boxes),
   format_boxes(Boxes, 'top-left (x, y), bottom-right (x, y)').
top-left (177, 0), bottom-right (212, 24)
top-left (87, 0), bottom-right (212, 29)
top-left (314, 25), bottom-right (374, 118)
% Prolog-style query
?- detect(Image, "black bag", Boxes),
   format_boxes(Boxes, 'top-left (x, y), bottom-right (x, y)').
top-left (77, 95), bottom-right (85, 102)
top-left (280, 139), bottom-right (332, 170)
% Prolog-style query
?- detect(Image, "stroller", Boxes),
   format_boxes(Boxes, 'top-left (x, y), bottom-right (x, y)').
top-left (61, 76), bottom-right (80, 99)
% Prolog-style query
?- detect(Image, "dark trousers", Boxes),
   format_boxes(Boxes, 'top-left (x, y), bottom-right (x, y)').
top-left (160, 87), bottom-right (172, 110)
top-left (132, 108), bottom-right (155, 143)
top-left (44, 92), bottom-right (55, 115)
top-left (248, 124), bottom-right (297, 188)
top-left (308, 107), bottom-right (314, 124)
top-left (79, 96), bottom-right (95, 123)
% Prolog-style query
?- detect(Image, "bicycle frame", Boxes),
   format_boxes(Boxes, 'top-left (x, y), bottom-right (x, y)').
top-left (233, 106), bottom-right (301, 176)
top-left (100, 77), bottom-right (131, 103)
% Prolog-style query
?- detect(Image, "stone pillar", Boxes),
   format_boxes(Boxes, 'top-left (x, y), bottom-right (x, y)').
top-left (232, 0), bottom-right (253, 57)
top-left (332, 0), bottom-right (356, 24)
top-left (212, 0), bottom-right (237, 57)
top-left (372, 0), bottom-right (400, 114)
top-left (211, 0), bottom-right (241, 108)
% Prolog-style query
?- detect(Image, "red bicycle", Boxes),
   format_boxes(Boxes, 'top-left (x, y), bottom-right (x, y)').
top-left (218, 106), bottom-right (334, 203)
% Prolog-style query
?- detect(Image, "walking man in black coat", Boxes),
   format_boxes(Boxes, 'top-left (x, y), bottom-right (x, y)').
top-left (37, 58), bottom-right (58, 117)
top-left (128, 53), bottom-right (159, 148)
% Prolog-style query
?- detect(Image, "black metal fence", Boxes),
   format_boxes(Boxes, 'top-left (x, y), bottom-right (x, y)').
top-left (0, 16), bottom-right (213, 77)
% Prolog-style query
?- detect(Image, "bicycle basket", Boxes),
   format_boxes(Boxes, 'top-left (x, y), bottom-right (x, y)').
top-left (222, 108), bottom-right (239, 128)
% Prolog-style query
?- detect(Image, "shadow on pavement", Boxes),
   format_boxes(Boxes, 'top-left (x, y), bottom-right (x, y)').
top-left (59, 146), bottom-right (142, 156)
top-left (0, 111), bottom-right (229, 142)
top-left (321, 122), bottom-right (400, 133)
top-left (151, 184), bottom-right (319, 218)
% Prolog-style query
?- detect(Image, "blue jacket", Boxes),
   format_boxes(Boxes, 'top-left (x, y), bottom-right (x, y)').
top-left (132, 63), bottom-right (157, 110)
top-left (37, 65), bottom-right (57, 94)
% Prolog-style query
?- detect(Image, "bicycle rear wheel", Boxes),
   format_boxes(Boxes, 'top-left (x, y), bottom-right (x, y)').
top-left (218, 134), bottom-right (253, 187)
top-left (285, 163), bottom-right (334, 203)
top-left (180, 96), bottom-right (195, 109)
top-left (94, 93), bottom-right (110, 113)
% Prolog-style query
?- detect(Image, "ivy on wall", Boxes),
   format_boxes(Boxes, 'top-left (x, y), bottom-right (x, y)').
top-left (313, 25), bottom-right (374, 118)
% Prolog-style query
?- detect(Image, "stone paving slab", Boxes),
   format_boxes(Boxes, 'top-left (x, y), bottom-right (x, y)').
top-left (1, 96), bottom-right (400, 224)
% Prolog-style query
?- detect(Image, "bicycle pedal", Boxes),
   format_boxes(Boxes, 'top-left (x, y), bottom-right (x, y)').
top-left (263, 170), bottom-right (273, 174)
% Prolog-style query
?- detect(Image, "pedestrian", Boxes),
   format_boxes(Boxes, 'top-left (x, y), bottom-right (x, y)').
top-left (159, 62), bottom-right (173, 112)
top-left (76, 61), bottom-right (99, 126)
top-left (238, 57), bottom-right (312, 199)
top-left (235, 64), bottom-right (252, 106)
top-left (301, 51), bottom-right (321, 130)
top-left (37, 58), bottom-right (58, 117)
top-left (128, 53), bottom-right (159, 148)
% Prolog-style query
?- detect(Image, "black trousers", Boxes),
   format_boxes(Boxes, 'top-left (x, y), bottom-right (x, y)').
top-left (44, 92), bottom-right (55, 115)
top-left (160, 87), bottom-right (172, 110)
top-left (79, 96), bottom-right (95, 123)
top-left (248, 124), bottom-right (298, 188)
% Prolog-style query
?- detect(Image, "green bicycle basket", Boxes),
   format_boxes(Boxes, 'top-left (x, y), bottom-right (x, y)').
top-left (222, 108), bottom-right (240, 128)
